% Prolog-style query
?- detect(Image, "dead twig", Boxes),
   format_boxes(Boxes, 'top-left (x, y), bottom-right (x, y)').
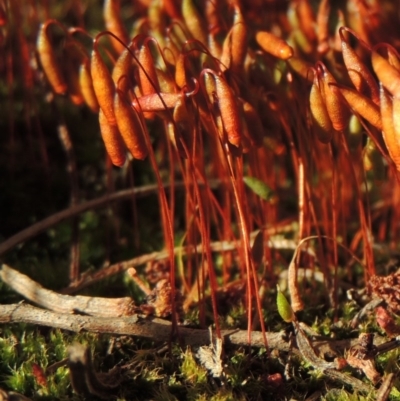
top-left (0, 264), bottom-right (135, 317)
top-left (64, 235), bottom-right (303, 294)
top-left (0, 264), bottom-right (389, 395)
top-left (376, 373), bottom-right (395, 401)
top-left (0, 302), bottom-right (380, 394)
top-left (68, 343), bottom-right (121, 399)
top-left (0, 180), bottom-right (212, 257)
top-left (293, 321), bottom-right (338, 370)
top-left (323, 369), bottom-right (375, 395)
top-left (0, 302), bottom-right (365, 356)
top-left (0, 302), bottom-right (288, 349)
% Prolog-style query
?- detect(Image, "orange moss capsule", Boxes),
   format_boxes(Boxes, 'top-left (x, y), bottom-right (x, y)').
top-left (339, 28), bottom-right (379, 105)
top-left (114, 90), bottom-right (148, 160)
top-left (133, 92), bottom-right (182, 112)
top-left (208, 32), bottom-right (222, 60)
top-left (220, 32), bottom-right (232, 71)
top-left (213, 73), bottom-right (242, 147)
top-left (173, 96), bottom-right (194, 145)
top-left (175, 53), bottom-right (188, 89)
top-left (148, 0), bottom-right (167, 49)
top-left (203, 69), bottom-right (217, 104)
top-left (309, 73), bottom-right (333, 143)
top-left (296, 0), bottom-right (317, 44)
top-left (372, 48), bottom-right (400, 98)
top-left (170, 96), bottom-right (194, 157)
top-left (391, 97), bottom-right (400, 164)
top-left (103, 0), bottom-right (128, 54)
top-left (331, 9), bottom-right (346, 54)
top-left (66, 65), bottom-right (84, 105)
top-left (319, 63), bottom-right (349, 131)
top-left (363, 137), bottom-right (381, 172)
top-left (156, 68), bottom-right (176, 93)
top-left (37, 20), bottom-right (67, 95)
top-left (112, 46), bottom-right (134, 93)
top-left (380, 84), bottom-right (400, 170)
top-left (286, 57), bottom-right (313, 82)
top-left (166, 122), bottom-right (180, 156)
top-left (230, 6), bottom-right (247, 72)
top-left (165, 32), bottom-right (180, 63)
top-left (387, 47), bottom-right (400, 71)
top-left (91, 45), bottom-right (116, 125)
top-left (255, 31), bottom-right (293, 60)
top-left (333, 84), bottom-right (382, 131)
top-left (98, 108), bottom-right (126, 167)
top-left (182, 0), bottom-right (207, 46)
top-left (205, 0), bottom-right (222, 34)
top-left (173, 95), bottom-right (191, 129)
top-left (138, 40), bottom-right (160, 96)
top-left (291, 28), bottom-right (314, 55)
top-left (220, 6), bottom-right (247, 72)
top-left (79, 60), bottom-right (99, 113)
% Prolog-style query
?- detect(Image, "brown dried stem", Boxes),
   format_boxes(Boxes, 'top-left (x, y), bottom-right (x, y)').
top-left (0, 265), bottom-right (381, 395)
top-left (0, 180), bottom-right (219, 257)
top-left (0, 301), bottom-right (364, 354)
top-left (64, 231), bottom-right (303, 294)
top-left (0, 302), bottom-right (378, 394)
top-left (0, 302), bottom-right (287, 349)
top-left (0, 265), bottom-right (135, 317)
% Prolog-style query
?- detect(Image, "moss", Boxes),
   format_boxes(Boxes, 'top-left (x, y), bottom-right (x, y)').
top-left (3, 0), bottom-right (400, 400)
top-left (322, 389), bottom-right (374, 401)
top-left (180, 348), bottom-right (208, 386)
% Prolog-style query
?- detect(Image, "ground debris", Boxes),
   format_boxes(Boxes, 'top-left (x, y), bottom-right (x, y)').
top-left (196, 327), bottom-right (224, 378)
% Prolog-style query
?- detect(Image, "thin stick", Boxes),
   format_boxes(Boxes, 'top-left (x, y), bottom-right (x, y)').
top-left (0, 302), bottom-right (363, 355)
top-left (0, 302), bottom-right (286, 348)
top-left (376, 373), bottom-right (395, 401)
top-left (64, 231), bottom-right (304, 294)
top-left (0, 265), bottom-right (135, 317)
top-left (0, 180), bottom-right (219, 257)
